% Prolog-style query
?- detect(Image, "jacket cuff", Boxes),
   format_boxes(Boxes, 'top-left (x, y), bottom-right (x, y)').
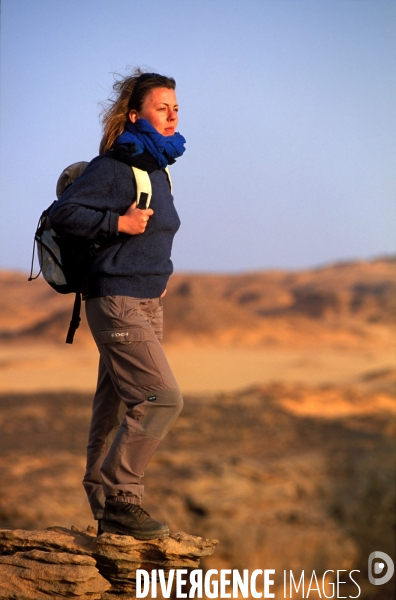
top-left (109, 211), bottom-right (120, 237)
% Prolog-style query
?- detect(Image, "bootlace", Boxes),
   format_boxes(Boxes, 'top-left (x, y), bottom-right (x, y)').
top-left (130, 505), bottom-right (151, 519)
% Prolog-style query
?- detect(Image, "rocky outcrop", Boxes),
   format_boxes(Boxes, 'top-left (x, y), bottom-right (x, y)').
top-left (0, 383), bottom-right (393, 598)
top-left (0, 527), bottom-right (218, 599)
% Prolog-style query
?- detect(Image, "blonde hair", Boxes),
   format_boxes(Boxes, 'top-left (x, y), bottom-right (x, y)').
top-left (99, 68), bottom-right (176, 154)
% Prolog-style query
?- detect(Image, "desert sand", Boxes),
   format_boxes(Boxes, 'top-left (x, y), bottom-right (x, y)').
top-left (0, 257), bottom-right (394, 394)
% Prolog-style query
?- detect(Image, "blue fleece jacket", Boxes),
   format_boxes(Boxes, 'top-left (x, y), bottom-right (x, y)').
top-left (49, 154), bottom-right (180, 299)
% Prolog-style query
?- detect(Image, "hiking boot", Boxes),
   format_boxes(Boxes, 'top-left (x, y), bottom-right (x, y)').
top-left (101, 501), bottom-right (169, 539)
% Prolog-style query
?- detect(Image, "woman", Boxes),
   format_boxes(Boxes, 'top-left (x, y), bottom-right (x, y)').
top-left (49, 70), bottom-right (186, 539)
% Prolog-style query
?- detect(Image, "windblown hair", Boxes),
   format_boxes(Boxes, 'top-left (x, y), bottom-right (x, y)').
top-left (99, 68), bottom-right (176, 154)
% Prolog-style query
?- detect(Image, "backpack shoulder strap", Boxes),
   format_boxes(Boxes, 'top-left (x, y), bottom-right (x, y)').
top-left (164, 167), bottom-right (172, 194)
top-left (131, 166), bottom-right (172, 208)
top-left (131, 166), bottom-right (152, 209)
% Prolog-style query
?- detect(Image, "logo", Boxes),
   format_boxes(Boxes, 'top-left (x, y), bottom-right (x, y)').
top-left (111, 332), bottom-right (129, 338)
top-left (368, 551), bottom-right (394, 585)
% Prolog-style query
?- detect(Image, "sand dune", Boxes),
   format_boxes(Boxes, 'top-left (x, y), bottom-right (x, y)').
top-left (2, 257), bottom-right (394, 345)
top-left (0, 258), bottom-right (394, 394)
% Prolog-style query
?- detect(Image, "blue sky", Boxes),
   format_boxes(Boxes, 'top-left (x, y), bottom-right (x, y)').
top-left (1, 0), bottom-right (395, 273)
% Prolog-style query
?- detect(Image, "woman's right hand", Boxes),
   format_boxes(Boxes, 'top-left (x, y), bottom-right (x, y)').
top-left (118, 202), bottom-right (154, 235)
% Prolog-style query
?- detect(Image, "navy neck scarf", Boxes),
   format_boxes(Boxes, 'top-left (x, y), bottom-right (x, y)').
top-left (114, 119), bottom-right (186, 169)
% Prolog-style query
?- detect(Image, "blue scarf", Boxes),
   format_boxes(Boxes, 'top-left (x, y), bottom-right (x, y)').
top-left (115, 119), bottom-right (186, 169)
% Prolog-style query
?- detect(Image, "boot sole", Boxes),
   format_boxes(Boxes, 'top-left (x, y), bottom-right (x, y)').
top-left (101, 520), bottom-right (170, 540)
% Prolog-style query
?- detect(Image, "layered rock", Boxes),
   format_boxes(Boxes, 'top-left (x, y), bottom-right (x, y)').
top-left (0, 527), bottom-right (218, 599)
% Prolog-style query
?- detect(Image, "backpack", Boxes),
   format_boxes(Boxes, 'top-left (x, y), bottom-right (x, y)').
top-left (29, 161), bottom-right (172, 344)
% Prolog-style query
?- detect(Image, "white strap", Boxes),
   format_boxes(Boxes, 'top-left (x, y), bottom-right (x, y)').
top-left (131, 165), bottom-right (172, 208)
top-left (164, 167), bottom-right (172, 194)
top-left (131, 166), bottom-right (152, 208)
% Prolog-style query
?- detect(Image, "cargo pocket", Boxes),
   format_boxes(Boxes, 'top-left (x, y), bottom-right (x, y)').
top-left (98, 326), bottom-right (166, 391)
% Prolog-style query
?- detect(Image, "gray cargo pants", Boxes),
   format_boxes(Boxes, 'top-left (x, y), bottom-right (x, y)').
top-left (83, 295), bottom-right (183, 520)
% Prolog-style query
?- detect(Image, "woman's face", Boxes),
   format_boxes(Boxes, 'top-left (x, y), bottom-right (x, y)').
top-left (129, 87), bottom-right (179, 136)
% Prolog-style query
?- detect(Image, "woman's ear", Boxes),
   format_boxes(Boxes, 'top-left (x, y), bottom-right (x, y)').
top-left (129, 110), bottom-right (138, 124)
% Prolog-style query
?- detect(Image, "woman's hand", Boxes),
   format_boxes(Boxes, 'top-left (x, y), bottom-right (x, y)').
top-left (118, 202), bottom-right (154, 235)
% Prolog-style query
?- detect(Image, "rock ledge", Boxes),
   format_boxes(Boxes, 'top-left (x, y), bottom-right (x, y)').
top-left (0, 526), bottom-right (218, 599)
